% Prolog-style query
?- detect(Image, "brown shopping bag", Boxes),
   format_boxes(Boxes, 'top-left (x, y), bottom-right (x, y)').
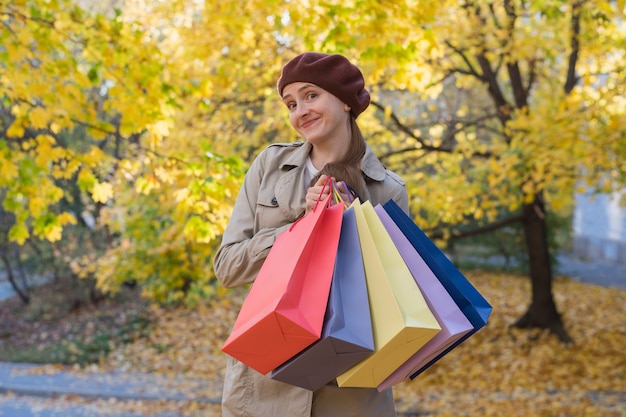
top-left (221, 188), bottom-right (344, 375)
top-left (336, 200), bottom-right (441, 388)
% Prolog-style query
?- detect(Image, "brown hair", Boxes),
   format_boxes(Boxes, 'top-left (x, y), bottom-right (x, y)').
top-left (310, 116), bottom-right (367, 199)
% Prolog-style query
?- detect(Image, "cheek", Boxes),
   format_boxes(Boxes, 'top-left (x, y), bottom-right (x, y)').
top-left (288, 112), bottom-right (299, 129)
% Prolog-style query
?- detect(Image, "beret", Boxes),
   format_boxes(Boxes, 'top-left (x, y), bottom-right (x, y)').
top-left (277, 52), bottom-right (370, 118)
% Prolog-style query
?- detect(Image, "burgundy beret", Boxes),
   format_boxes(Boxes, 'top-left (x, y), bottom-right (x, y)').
top-left (277, 52), bottom-right (371, 118)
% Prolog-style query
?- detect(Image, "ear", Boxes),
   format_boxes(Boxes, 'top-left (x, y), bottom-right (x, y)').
top-left (344, 104), bottom-right (351, 112)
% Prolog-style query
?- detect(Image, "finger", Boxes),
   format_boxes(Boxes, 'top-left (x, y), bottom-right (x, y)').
top-left (314, 174), bottom-right (329, 186)
top-left (305, 187), bottom-right (323, 215)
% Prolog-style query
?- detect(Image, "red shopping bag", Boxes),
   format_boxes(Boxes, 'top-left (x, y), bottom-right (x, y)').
top-left (221, 188), bottom-right (344, 375)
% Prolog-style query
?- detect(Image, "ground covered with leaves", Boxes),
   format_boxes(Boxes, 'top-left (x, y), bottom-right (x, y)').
top-left (0, 278), bottom-right (152, 365)
top-left (1, 271), bottom-right (625, 416)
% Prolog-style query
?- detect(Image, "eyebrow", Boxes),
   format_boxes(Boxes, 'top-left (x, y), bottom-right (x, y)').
top-left (282, 83), bottom-right (317, 101)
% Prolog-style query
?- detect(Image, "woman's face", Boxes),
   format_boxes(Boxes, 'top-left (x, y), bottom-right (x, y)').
top-left (282, 82), bottom-right (351, 146)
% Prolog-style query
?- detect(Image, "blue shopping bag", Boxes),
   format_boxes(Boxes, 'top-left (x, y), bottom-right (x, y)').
top-left (382, 199), bottom-right (493, 379)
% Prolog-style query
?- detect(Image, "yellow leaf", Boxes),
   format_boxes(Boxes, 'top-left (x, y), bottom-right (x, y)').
top-left (77, 168), bottom-right (97, 191)
top-left (6, 121), bottom-right (25, 138)
top-left (82, 146), bottom-right (107, 166)
top-left (91, 182), bottom-right (114, 203)
top-left (29, 106), bottom-right (52, 129)
top-left (89, 126), bottom-right (108, 140)
top-left (57, 212), bottom-right (78, 225)
top-left (28, 197), bottom-right (47, 217)
top-left (0, 158), bottom-right (19, 182)
top-left (8, 223), bottom-right (29, 245)
top-left (44, 224), bottom-right (63, 242)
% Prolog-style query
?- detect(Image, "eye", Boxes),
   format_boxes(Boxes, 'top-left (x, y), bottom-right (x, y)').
top-left (285, 101), bottom-right (296, 111)
top-left (305, 92), bottom-right (318, 101)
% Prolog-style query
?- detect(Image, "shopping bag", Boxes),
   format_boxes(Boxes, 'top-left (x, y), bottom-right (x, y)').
top-left (221, 191), bottom-right (344, 375)
top-left (336, 200), bottom-right (441, 388)
top-left (382, 199), bottom-right (493, 380)
top-left (374, 205), bottom-right (473, 391)
top-left (270, 207), bottom-right (374, 390)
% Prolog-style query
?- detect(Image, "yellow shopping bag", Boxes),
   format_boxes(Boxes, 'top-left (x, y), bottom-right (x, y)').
top-left (336, 200), bottom-right (441, 388)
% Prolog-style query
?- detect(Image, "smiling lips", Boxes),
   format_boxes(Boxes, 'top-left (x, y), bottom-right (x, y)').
top-left (300, 117), bottom-right (319, 129)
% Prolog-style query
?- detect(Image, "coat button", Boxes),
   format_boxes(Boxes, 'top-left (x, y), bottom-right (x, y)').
top-left (271, 197), bottom-right (278, 206)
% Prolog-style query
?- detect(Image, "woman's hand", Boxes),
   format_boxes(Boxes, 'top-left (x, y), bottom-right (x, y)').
top-left (333, 181), bottom-right (352, 207)
top-left (305, 175), bottom-right (332, 215)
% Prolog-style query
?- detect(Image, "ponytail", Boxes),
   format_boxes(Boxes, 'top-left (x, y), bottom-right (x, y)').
top-left (310, 116), bottom-right (367, 199)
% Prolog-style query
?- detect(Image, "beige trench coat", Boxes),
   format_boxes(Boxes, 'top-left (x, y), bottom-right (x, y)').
top-left (214, 141), bottom-right (409, 417)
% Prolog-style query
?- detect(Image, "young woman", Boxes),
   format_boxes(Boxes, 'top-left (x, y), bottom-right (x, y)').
top-left (214, 52), bottom-right (409, 417)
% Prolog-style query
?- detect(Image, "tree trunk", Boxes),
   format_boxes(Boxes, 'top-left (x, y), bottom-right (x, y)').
top-left (0, 250), bottom-right (30, 304)
top-left (513, 193), bottom-right (572, 343)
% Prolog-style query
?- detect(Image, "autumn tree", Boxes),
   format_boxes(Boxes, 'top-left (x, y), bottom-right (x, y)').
top-left (0, 0), bottom-right (245, 303)
top-left (283, 0), bottom-right (626, 341)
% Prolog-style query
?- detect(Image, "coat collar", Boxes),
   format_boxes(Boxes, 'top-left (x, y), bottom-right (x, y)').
top-left (280, 141), bottom-right (386, 182)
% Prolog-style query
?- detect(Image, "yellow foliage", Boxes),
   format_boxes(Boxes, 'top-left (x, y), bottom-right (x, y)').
top-left (28, 106), bottom-right (53, 129)
top-left (8, 223), bottom-right (30, 245)
top-left (1, 0), bottom-right (625, 308)
top-left (28, 197), bottom-right (47, 218)
top-left (34, 135), bottom-right (66, 168)
top-left (43, 224), bottom-right (64, 242)
top-left (6, 120), bottom-right (25, 138)
top-left (77, 168), bottom-right (97, 191)
top-left (57, 212), bottom-right (78, 225)
top-left (81, 146), bottom-right (108, 167)
top-left (91, 182), bottom-right (114, 204)
top-left (0, 156), bottom-right (19, 182)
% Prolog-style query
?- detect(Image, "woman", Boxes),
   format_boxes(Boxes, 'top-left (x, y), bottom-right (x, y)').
top-left (214, 52), bottom-right (409, 417)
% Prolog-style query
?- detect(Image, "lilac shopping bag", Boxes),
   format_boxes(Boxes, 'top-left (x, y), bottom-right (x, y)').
top-left (375, 205), bottom-right (473, 390)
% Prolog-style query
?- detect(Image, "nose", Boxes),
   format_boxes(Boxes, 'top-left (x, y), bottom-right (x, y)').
top-left (294, 101), bottom-right (310, 118)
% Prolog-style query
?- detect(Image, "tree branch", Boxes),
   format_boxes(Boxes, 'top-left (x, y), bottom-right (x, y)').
top-left (372, 100), bottom-right (500, 161)
top-left (500, 2), bottom-right (528, 108)
top-left (369, 101), bottom-right (442, 153)
top-left (564, 0), bottom-right (583, 94)
top-left (432, 212), bottom-right (526, 241)
top-left (445, 40), bottom-right (481, 78)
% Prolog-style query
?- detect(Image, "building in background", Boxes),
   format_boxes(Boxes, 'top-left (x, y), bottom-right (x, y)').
top-left (573, 189), bottom-right (626, 264)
